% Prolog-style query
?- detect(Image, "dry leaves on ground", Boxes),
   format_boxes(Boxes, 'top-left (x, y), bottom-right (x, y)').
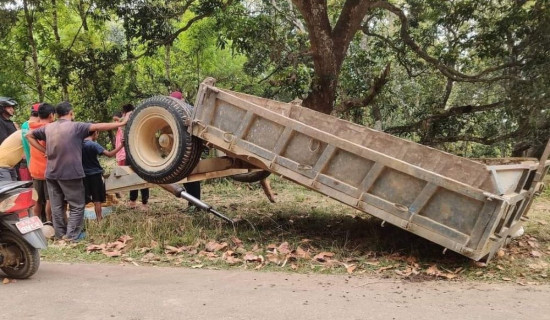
top-left (205, 241), bottom-right (228, 252)
top-left (313, 252), bottom-right (335, 262)
top-left (222, 250), bottom-right (242, 265)
top-left (141, 252), bottom-right (161, 263)
top-left (425, 264), bottom-right (459, 280)
top-left (164, 244), bottom-right (199, 255)
top-left (343, 263), bottom-right (357, 274)
top-left (86, 235), bottom-right (133, 258)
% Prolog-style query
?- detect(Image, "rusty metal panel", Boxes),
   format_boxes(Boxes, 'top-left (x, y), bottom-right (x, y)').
top-left (190, 79), bottom-right (550, 262)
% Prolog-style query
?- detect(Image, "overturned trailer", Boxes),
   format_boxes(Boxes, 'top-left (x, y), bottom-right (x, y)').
top-left (109, 78), bottom-right (550, 262)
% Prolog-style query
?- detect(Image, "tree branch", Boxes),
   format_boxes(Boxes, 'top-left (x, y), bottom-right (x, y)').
top-left (385, 100), bottom-right (507, 134)
top-left (341, 62), bottom-right (391, 111)
top-left (372, 1), bottom-right (521, 83)
top-left (428, 129), bottom-right (522, 145)
top-left (270, 0), bottom-right (305, 32)
top-left (362, 30), bottom-right (427, 77)
top-left (332, 0), bottom-right (376, 59)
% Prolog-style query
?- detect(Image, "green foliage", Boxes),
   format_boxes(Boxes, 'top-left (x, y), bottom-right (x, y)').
top-left (0, 0), bottom-right (548, 157)
top-left (0, 0), bottom-right (248, 124)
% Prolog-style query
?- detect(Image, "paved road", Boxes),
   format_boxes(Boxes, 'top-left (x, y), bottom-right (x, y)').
top-left (1, 262), bottom-right (549, 320)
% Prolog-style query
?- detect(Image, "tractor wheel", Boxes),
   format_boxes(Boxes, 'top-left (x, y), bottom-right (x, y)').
top-left (124, 96), bottom-right (203, 184)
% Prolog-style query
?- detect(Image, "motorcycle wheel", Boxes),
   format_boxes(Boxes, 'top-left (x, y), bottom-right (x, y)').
top-left (0, 232), bottom-right (40, 279)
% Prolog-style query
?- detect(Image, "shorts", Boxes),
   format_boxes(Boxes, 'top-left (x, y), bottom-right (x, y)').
top-left (0, 168), bottom-right (17, 181)
top-left (84, 173), bottom-right (106, 204)
top-left (33, 179), bottom-right (49, 204)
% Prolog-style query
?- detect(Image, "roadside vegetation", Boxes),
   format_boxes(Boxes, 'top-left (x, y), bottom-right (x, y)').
top-left (41, 175), bottom-right (550, 284)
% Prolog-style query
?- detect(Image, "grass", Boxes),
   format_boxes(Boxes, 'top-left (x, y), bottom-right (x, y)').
top-left (41, 175), bottom-right (550, 283)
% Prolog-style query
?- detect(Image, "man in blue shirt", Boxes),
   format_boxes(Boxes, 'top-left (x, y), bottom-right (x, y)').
top-left (82, 130), bottom-right (123, 221)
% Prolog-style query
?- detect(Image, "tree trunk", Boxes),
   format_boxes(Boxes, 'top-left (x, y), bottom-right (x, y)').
top-left (292, 0), bottom-right (374, 114)
top-left (124, 15), bottom-right (138, 93)
top-left (23, 0), bottom-right (44, 101)
top-left (51, 0), bottom-right (69, 101)
top-left (303, 74), bottom-right (338, 114)
top-left (164, 44), bottom-right (172, 91)
top-left (78, 0), bottom-right (89, 31)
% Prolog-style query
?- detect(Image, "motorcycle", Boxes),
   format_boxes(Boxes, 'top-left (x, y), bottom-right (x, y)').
top-left (0, 180), bottom-right (47, 279)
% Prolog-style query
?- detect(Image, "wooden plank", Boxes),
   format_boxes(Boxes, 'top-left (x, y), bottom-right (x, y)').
top-left (316, 174), bottom-right (358, 197)
top-left (274, 157), bottom-right (317, 179)
top-left (312, 144), bottom-right (336, 174)
top-left (196, 88), bottom-right (219, 128)
top-left (408, 183), bottom-right (438, 214)
top-left (355, 162), bottom-right (385, 197)
top-left (234, 110), bottom-right (256, 139)
top-left (361, 193), bottom-right (410, 220)
top-left (410, 215), bottom-right (470, 245)
top-left (203, 128), bottom-right (276, 162)
top-left (272, 126), bottom-right (294, 156)
top-left (467, 201), bottom-right (501, 250)
top-left (502, 190), bottom-right (530, 205)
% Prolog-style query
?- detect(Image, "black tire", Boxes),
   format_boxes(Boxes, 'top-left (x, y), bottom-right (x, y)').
top-left (125, 96), bottom-right (203, 184)
top-left (0, 231), bottom-right (40, 279)
top-left (231, 170), bottom-right (272, 183)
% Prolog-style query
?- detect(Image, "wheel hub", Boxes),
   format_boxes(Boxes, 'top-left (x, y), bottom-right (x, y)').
top-left (158, 133), bottom-right (174, 149)
top-left (0, 244), bottom-right (21, 268)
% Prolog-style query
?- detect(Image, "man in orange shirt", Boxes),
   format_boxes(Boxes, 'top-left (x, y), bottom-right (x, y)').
top-left (29, 103), bottom-right (55, 223)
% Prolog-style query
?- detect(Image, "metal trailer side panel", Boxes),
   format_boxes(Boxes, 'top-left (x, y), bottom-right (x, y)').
top-left (191, 80), bottom-right (547, 261)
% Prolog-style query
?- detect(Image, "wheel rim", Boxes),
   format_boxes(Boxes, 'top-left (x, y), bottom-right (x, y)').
top-left (129, 106), bottom-right (181, 171)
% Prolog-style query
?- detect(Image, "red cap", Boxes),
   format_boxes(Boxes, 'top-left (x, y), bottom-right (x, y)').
top-left (170, 91), bottom-right (183, 100)
top-left (31, 103), bottom-right (40, 112)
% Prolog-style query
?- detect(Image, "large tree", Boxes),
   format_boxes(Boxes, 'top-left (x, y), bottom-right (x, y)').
top-left (222, 0), bottom-right (549, 157)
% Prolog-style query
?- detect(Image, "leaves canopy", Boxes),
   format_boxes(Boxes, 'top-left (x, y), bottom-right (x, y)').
top-left (0, 0), bottom-right (548, 156)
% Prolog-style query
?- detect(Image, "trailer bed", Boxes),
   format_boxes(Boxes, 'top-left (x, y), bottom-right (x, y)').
top-left (188, 78), bottom-right (549, 261)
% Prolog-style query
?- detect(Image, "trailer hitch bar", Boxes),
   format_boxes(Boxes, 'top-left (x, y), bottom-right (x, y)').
top-left (159, 184), bottom-right (234, 224)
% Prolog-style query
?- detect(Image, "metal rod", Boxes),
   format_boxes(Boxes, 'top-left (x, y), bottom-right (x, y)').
top-left (159, 184), bottom-right (234, 224)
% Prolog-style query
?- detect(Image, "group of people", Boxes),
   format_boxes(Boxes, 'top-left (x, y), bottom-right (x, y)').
top-left (0, 91), bottom-right (201, 242)
top-left (0, 98), bottom-right (133, 241)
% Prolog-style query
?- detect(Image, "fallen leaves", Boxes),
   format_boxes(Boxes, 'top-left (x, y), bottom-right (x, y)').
top-left (424, 264), bottom-right (459, 280)
top-left (531, 250), bottom-right (542, 258)
top-left (313, 252), bottom-right (335, 262)
top-left (76, 228), bottom-right (549, 284)
top-left (164, 244), bottom-right (199, 255)
top-left (231, 236), bottom-right (243, 248)
top-left (141, 252), bottom-right (161, 263)
top-left (222, 251), bottom-right (242, 265)
top-left (86, 235), bottom-right (133, 258)
top-left (376, 265), bottom-right (396, 273)
top-left (344, 263), bottom-right (357, 274)
top-left (205, 241), bottom-right (228, 252)
top-left (243, 253), bottom-right (261, 262)
top-left (395, 266), bottom-right (419, 277)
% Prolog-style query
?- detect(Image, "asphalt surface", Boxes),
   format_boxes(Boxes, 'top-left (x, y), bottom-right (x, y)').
top-left (1, 262), bottom-right (549, 320)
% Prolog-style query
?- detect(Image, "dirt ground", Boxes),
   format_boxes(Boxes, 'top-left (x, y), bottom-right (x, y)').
top-left (2, 262), bottom-right (550, 320)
